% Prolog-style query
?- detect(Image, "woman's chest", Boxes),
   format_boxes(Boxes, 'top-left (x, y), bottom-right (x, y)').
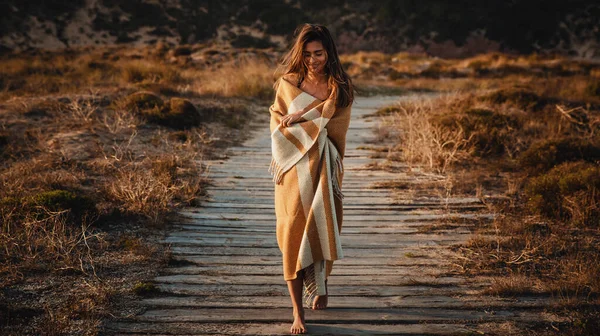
top-left (301, 82), bottom-right (329, 101)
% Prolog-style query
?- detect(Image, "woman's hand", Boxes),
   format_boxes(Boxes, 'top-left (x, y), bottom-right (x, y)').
top-left (280, 111), bottom-right (303, 128)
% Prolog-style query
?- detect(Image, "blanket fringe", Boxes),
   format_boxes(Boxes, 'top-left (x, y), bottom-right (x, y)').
top-left (269, 157), bottom-right (286, 184)
top-left (331, 155), bottom-right (344, 200)
top-left (302, 261), bottom-right (326, 308)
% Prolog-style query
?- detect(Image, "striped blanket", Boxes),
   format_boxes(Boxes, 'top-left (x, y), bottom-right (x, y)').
top-left (269, 76), bottom-right (352, 306)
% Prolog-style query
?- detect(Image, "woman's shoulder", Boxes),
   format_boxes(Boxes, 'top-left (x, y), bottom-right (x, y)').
top-left (281, 73), bottom-right (301, 86)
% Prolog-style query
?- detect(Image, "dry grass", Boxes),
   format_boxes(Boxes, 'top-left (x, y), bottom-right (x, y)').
top-left (0, 45), bottom-right (278, 101)
top-left (186, 57), bottom-right (276, 99)
top-left (342, 51), bottom-right (600, 82)
top-left (381, 95), bottom-right (472, 173)
top-left (0, 43), bottom-right (272, 335)
top-left (370, 58), bottom-right (600, 330)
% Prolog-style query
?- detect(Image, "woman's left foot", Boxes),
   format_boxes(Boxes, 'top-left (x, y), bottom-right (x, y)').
top-left (312, 294), bottom-right (328, 310)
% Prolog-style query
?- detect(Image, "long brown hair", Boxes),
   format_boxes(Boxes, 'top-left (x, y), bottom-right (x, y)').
top-left (277, 23), bottom-right (354, 108)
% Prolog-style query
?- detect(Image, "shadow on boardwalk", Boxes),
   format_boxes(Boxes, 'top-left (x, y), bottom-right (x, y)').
top-left (104, 95), bottom-right (549, 335)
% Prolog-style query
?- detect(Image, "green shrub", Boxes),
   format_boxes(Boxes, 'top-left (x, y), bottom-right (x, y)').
top-left (30, 190), bottom-right (97, 225)
top-left (525, 161), bottom-right (600, 226)
top-left (132, 281), bottom-right (160, 296)
top-left (0, 196), bottom-right (20, 209)
top-left (518, 138), bottom-right (600, 174)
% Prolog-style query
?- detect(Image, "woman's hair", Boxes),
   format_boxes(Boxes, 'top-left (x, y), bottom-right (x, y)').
top-left (277, 23), bottom-right (354, 108)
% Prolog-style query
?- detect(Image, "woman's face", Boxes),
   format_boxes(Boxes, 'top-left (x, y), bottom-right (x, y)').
top-left (303, 40), bottom-right (327, 75)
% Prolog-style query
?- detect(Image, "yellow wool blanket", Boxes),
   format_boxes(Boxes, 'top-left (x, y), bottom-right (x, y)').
top-left (269, 77), bottom-right (352, 306)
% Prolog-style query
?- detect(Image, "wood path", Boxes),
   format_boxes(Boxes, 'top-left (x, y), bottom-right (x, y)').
top-left (105, 96), bottom-right (549, 335)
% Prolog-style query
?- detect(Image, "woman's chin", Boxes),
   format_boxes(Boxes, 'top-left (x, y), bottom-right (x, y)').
top-left (309, 67), bottom-right (324, 74)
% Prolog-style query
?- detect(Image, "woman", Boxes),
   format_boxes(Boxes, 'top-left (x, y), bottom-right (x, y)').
top-left (269, 23), bottom-right (354, 334)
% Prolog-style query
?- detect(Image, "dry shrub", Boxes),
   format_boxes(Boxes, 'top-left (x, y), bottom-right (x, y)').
top-left (586, 78), bottom-right (600, 98)
top-left (106, 164), bottom-right (172, 221)
top-left (189, 57), bottom-right (275, 99)
top-left (525, 161), bottom-right (600, 227)
top-left (385, 95), bottom-right (472, 173)
top-left (146, 97), bottom-right (202, 129)
top-left (118, 59), bottom-right (181, 85)
top-left (119, 91), bottom-right (164, 111)
top-left (518, 138), bottom-right (600, 175)
top-left (481, 88), bottom-right (552, 111)
top-left (116, 92), bottom-right (203, 129)
top-left (0, 158), bottom-right (84, 199)
top-left (438, 107), bottom-right (524, 157)
top-left (105, 152), bottom-right (204, 223)
top-left (484, 275), bottom-right (538, 296)
top-left (0, 204), bottom-right (103, 280)
top-left (100, 106), bottom-right (141, 134)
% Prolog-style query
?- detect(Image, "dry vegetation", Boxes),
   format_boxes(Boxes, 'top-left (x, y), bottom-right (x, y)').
top-left (3, 43), bottom-right (600, 334)
top-left (0, 43), bottom-right (275, 335)
top-left (372, 52), bottom-right (600, 334)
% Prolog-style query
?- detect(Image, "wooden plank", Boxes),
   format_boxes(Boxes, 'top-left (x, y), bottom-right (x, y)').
top-left (154, 283), bottom-right (486, 297)
top-left (173, 225), bottom-right (426, 234)
top-left (157, 264), bottom-right (447, 276)
top-left (126, 307), bottom-right (542, 323)
top-left (168, 247), bottom-right (451, 261)
top-left (178, 211), bottom-right (493, 222)
top-left (138, 295), bottom-right (551, 310)
top-left (103, 321), bottom-right (497, 335)
top-left (152, 274), bottom-right (465, 286)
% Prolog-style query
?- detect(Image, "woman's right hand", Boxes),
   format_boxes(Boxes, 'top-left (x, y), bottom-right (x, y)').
top-left (280, 112), bottom-right (302, 128)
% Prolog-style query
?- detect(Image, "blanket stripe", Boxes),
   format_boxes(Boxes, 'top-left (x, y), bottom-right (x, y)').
top-left (269, 77), bottom-right (352, 307)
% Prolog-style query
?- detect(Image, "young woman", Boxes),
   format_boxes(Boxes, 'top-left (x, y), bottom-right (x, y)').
top-left (269, 23), bottom-right (354, 334)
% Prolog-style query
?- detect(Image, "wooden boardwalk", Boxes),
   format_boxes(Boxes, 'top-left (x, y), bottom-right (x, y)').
top-left (105, 96), bottom-right (549, 335)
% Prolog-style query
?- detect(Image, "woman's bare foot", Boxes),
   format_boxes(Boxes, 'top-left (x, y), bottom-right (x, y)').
top-left (312, 294), bottom-right (328, 310)
top-left (290, 308), bottom-right (306, 334)
top-left (312, 280), bottom-right (328, 310)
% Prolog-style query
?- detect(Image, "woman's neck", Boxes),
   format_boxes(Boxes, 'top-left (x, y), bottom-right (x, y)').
top-left (305, 71), bottom-right (327, 84)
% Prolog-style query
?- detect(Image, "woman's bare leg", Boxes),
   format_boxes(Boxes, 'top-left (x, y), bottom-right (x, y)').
top-left (287, 271), bottom-right (306, 334)
top-left (312, 279), bottom-right (328, 310)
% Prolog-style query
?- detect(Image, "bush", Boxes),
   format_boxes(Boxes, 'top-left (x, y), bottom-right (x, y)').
top-left (121, 93), bottom-right (202, 129)
top-left (0, 132), bottom-right (8, 153)
top-left (482, 88), bottom-right (552, 111)
top-left (525, 161), bottom-right (600, 226)
top-left (436, 108), bottom-right (521, 156)
top-left (142, 98), bottom-right (202, 129)
top-left (119, 61), bottom-right (181, 84)
top-left (586, 79), bottom-right (600, 98)
top-left (518, 138), bottom-right (600, 174)
top-left (172, 45), bottom-right (192, 56)
top-left (132, 281), bottom-right (160, 296)
top-left (122, 91), bottom-right (164, 111)
top-left (30, 190), bottom-right (97, 225)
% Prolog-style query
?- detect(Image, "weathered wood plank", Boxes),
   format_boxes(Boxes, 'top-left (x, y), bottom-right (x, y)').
top-left (126, 307), bottom-right (543, 323)
top-left (138, 294), bottom-right (551, 309)
top-left (152, 274), bottom-right (465, 286)
top-left (104, 321), bottom-right (500, 335)
top-left (154, 283), bottom-right (487, 297)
